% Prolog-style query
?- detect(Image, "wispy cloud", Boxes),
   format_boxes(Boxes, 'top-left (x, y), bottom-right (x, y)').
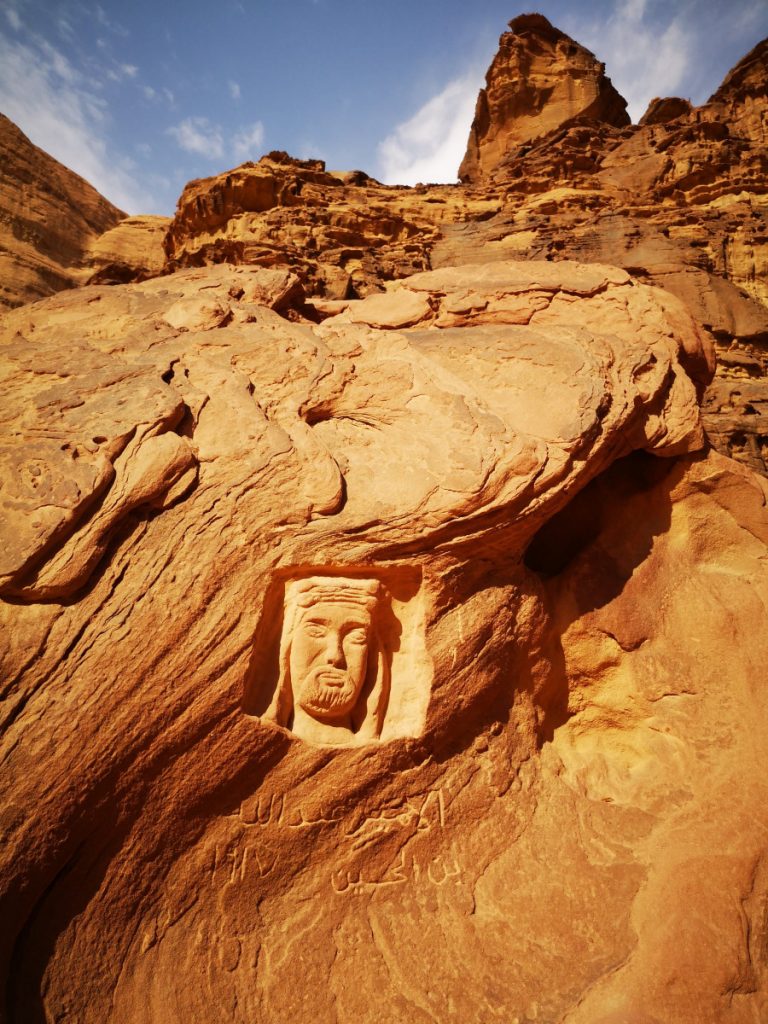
top-left (0, 32), bottom-right (155, 213)
top-left (167, 116), bottom-right (224, 158)
top-left (106, 61), bottom-right (139, 82)
top-left (229, 80), bottom-right (241, 100)
top-left (232, 121), bottom-right (265, 160)
top-left (5, 5), bottom-right (22, 31)
top-left (377, 70), bottom-right (482, 185)
top-left (168, 116), bottom-right (266, 164)
top-left (94, 4), bottom-right (129, 38)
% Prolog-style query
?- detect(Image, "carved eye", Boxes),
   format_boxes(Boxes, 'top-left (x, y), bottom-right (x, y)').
top-left (304, 623), bottom-right (327, 639)
top-left (346, 628), bottom-right (367, 645)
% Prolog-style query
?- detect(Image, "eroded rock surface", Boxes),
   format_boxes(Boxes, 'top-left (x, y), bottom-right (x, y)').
top-left (86, 214), bottom-right (171, 286)
top-left (2, 12), bottom-right (768, 1022)
top-left (0, 114), bottom-right (125, 310)
top-left (458, 13), bottom-right (630, 184)
top-left (161, 152), bottom-right (491, 300)
top-left (2, 260), bottom-right (767, 1022)
top-left (447, 33), bottom-right (768, 477)
top-left (3, 23), bottom-right (766, 478)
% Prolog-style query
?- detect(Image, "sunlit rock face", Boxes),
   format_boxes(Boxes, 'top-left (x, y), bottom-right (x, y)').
top-left (2, 11), bottom-right (768, 1024)
top-left (458, 13), bottom-right (630, 185)
top-left (449, 33), bottom-right (768, 479)
top-left (0, 114), bottom-right (125, 310)
top-left (2, 259), bottom-right (768, 1023)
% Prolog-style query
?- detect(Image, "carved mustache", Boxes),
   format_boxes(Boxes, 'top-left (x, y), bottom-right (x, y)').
top-left (298, 667), bottom-right (360, 712)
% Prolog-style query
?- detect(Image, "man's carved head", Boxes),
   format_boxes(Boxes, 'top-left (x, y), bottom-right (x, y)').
top-left (267, 576), bottom-right (390, 744)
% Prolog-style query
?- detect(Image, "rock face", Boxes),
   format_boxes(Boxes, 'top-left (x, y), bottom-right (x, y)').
top-left (85, 214), bottom-right (171, 285)
top-left (4, 259), bottom-right (768, 1023)
top-left (446, 33), bottom-right (768, 478)
top-left (458, 14), bottom-right (630, 184)
top-left (706, 38), bottom-right (768, 145)
top-left (2, 14), bottom-right (768, 1024)
top-left (162, 152), bottom-right (487, 300)
top-left (0, 114), bottom-right (125, 309)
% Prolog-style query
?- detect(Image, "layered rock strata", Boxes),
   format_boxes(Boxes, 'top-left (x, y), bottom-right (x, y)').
top-left (135, 29), bottom-right (768, 475)
top-left (86, 213), bottom-right (170, 285)
top-left (161, 152), bottom-right (492, 300)
top-left (0, 114), bottom-right (125, 309)
top-left (3, 259), bottom-right (767, 1023)
top-left (448, 35), bottom-right (768, 477)
top-left (458, 13), bottom-right (630, 184)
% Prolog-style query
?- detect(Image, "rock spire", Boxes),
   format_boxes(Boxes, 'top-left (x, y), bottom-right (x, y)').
top-left (459, 13), bottom-right (630, 183)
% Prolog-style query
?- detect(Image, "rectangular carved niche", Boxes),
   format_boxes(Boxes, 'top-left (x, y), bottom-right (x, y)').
top-left (244, 565), bottom-right (431, 746)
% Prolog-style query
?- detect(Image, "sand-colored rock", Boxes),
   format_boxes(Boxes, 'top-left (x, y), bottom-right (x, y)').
top-left (445, 30), bottom-right (768, 477)
top-left (2, 15), bottom-right (768, 1021)
top-left (85, 214), bottom-right (171, 285)
top-left (638, 96), bottom-right (693, 125)
top-left (458, 14), bottom-right (630, 184)
top-left (132, 28), bottom-right (768, 477)
top-left (162, 151), bottom-right (496, 300)
top-left (3, 260), bottom-right (768, 1023)
top-left (0, 114), bottom-right (124, 309)
top-left (705, 38), bottom-right (768, 145)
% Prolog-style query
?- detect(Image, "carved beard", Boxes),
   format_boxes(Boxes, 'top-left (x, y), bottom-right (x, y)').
top-left (296, 667), bottom-right (361, 720)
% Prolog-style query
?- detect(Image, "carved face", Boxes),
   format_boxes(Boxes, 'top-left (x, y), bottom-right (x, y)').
top-left (290, 601), bottom-right (371, 721)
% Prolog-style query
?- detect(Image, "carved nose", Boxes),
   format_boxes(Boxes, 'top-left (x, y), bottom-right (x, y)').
top-left (325, 633), bottom-right (345, 667)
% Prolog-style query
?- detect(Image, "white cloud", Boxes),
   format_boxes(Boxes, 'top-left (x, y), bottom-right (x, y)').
top-left (106, 62), bottom-right (139, 83)
top-left (564, 0), bottom-right (691, 121)
top-left (6, 6), bottom-right (22, 31)
top-left (297, 140), bottom-right (326, 162)
top-left (232, 121), bottom-right (265, 160)
top-left (376, 70), bottom-right (482, 185)
top-left (167, 116), bottom-right (224, 158)
top-left (58, 16), bottom-right (74, 39)
top-left (0, 33), bottom-right (155, 213)
top-left (94, 4), bottom-right (128, 37)
top-left (229, 80), bottom-right (241, 100)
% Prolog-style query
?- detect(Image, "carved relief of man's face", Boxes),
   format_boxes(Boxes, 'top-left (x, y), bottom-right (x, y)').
top-left (290, 602), bottom-right (371, 721)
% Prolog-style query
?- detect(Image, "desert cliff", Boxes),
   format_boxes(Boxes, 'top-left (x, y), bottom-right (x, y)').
top-left (1, 12), bottom-right (768, 1024)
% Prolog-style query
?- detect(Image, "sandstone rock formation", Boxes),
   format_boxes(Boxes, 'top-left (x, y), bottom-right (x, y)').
top-left (161, 152), bottom-right (489, 300)
top-left (449, 31), bottom-right (768, 477)
top-left (3, 259), bottom-right (767, 1023)
top-left (0, 114), bottom-right (125, 310)
top-left (458, 14), bottom-right (630, 184)
top-left (86, 213), bottom-right (170, 286)
top-left (2, 12), bottom-right (768, 1023)
top-left (5, 22), bottom-right (764, 476)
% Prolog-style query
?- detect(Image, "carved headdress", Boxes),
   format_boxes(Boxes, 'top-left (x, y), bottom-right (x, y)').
top-left (266, 575), bottom-right (390, 741)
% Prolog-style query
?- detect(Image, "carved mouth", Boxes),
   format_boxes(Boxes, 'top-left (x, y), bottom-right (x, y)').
top-left (316, 670), bottom-right (346, 688)
top-left (299, 669), bottom-right (359, 718)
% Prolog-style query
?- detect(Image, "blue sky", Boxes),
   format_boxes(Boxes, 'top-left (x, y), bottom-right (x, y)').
top-left (1, 0), bottom-right (766, 215)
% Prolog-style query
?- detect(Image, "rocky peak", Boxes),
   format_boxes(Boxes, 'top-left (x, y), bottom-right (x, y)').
top-left (458, 12), bottom-right (630, 183)
top-left (638, 96), bottom-right (693, 126)
top-left (0, 114), bottom-right (125, 308)
top-left (704, 37), bottom-right (768, 144)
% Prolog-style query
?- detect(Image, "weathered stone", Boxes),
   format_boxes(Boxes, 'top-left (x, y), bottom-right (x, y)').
top-left (4, 258), bottom-right (767, 1024)
top-left (458, 13), bottom-right (630, 184)
top-left (0, 113), bottom-right (124, 309)
top-left (85, 214), bottom-right (171, 285)
top-left (2, 14), bottom-right (768, 1023)
top-left (639, 96), bottom-right (694, 125)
